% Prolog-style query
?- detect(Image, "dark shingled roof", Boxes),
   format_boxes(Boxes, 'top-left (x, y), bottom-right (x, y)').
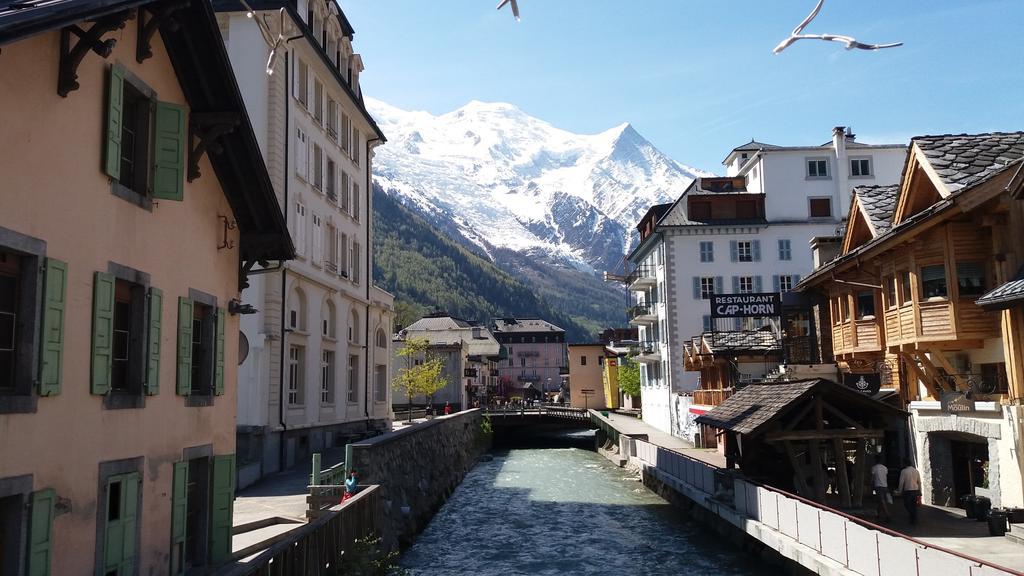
top-left (854, 185), bottom-right (899, 235)
top-left (695, 380), bottom-right (819, 435)
top-left (976, 266), bottom-right (1024, 311)
top-left (702, 330), bottom-right (780, 354)
top-left (914, 132), bottom-right (1024, 191)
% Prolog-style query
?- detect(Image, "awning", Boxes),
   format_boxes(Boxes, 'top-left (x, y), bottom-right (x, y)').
top-left (976, 266), bottom-right (1024, 311)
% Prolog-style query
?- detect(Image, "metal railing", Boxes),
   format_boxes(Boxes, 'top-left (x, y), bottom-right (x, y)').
top-left (625, 265), bottom-right (656, 286)
top-left (625, 438), bottom-right (1022, 576)
top-left (223, 485), bottom-right (381, 576)
top-left (627, 304), bottom-right (653, 320)
top-left (484, 405), bottom-right (589, 421)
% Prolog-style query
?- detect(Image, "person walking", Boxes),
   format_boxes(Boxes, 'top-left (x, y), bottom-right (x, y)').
top-left (896, 460), bottom-right (922, 525)
top-left (870, 456), bottom-right (891, 522)
top-left (443, 402), bottom-right (452, 415)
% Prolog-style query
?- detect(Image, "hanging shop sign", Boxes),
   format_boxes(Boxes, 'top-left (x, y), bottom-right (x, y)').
top-left (940, 391), bottom-right (975, 413)
top-left (843, 372), bottom-right (881, 395)
top-left (464, 368), bottom-right (478, 377)
top-left (710, 293), bottom-right (782, 318)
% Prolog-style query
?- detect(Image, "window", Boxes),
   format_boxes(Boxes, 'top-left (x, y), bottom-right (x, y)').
top-left (856, 291), bottom-right (876, 319)
top-left (327, 99), bottom-right (338, 140)
top-left (850, 157), bottom-right (872, 177)
top-left (349, 309), bottom-right (359, 343)
top-left (809, 198), bottom-right (832, 218)
top-left (293, 202), bottom-right (306, 257)
top-left (341, 112), bottom-right (351, 154)
top-left (326, 159), bottom-right (337, 202)
top-left (956, 262), bottom-right (986, 297)
top-left (190, 303), bottom-right (214, 395)
top-left (339, 233), bottom-right (349, 278)
top-left (325, 224), bottom-right (338, 273)
top-left (690, 201), bottom-right (711, 220)
top-left (311, 213), bottom-right (322, 266)
top-left (175, 295), bottom-right (223, 402)
top-left (0, 254), bottom-right (18, 393)
top-left (778, 275), bottom-right (794, 292)
top-left (886, 276), bottom-right (897, 308)
top-left (288, 287), bottom-right (306, 332)
top-left (702, 315), bottom-right (713, 332)
top-left (699, 241), bottom-right (713, 262)
top-left (101, 472), bottom-right (140, 575)
top-left (312, 143), bottom-right (323, 190)
top-left (737, 241), bottom-right (753, 262)
top-left (700, 277), bottom-right (715, 299)
top-left (352, 128), bottom-right (361, 165)
top-left (841, 296), bottom-right (851, 321)
top-left (978, 362), bottom-right (1009, 395)
top-left (899, 271), bottom-right (912, 305)
top-left (341, 171), bottom-right (350, 213)
top-left (288, 345), bottom-right (303, 405)
top-left (374, 364), bottom-right (387, 402)
top-left (296, 58), bottom-right (309, 108)
top-left (580, 355), bottom-right (587, 366)
top-left (295, 127), bottom-right (308, 179)
top-left (921, 264), bottom-right (948, 299)
top-left (778, 239), bottom-right (791, 261)
top-left (738, 276), bottom-right (754, 294)
top-left (313, 78), bottom-right (323, 124)
top-left (321, 350), bottom-right (334, 404)
top-left (104, 65), bottom-right (186, 205)
top-left (376, 328), bottom-right (387, 348)
top-left (322, 300), bottom-right (336, 338)
top-left (806, 158), bottom-right (829, 178)
top-left (347, 355), bottom-right (359, 403)
top-left (353, 243), bottom-right (361, 284)
top-left (110, 279), bottom-right (145, 394)
top-left (353, 183), bottom-right (361, 221)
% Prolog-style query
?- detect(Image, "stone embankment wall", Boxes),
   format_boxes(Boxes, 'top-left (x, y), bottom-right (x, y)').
top-left (348, 409), bottom-right (491, 548)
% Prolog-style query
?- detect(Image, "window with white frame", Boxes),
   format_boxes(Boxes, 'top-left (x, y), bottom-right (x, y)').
top-left (347, 354), bottom-right (359, 403)
top-left (288, 345), bottom-right (304, 404)
top-left (341, 171), bottom-right (350, 213)
top-left (311, 213), bottom-right (322, 265)
top-left (737, 241), bottom-right (752, 262)
top-left (321, 350), bottom-right (334, 403)
top-left (374, 364), bottom-right (387, 402)
top-left (293, 202), bottom-right (306, 257)
top-left (352, 128), bottom-right (361, 165)
top-left (806, 158), bottom-right (829, 178)
top-left (295, 128), bottom-right (308, 179)
top-left (779, 275), bottom-right (794, 292)
top-left (322, 299), bottom-right (335, 338)
top-left (313, 78), bottom-right (323, 124)
top-left (353, 183), bottom-right (360, 221)
top-left (352, 243), bottom-right (361, 284)
top-left (325, 223), bottom-right (338, 273)
top-left (339, 233), bottom-right (349, 278)
top-left (778, 239), bottom-right (791, 261)
top-left (699, 241), bottom-right (713, 262)
top-left (312, 144), bottom-right (323, 190)
top-left (295, 58), bottom-right (309, 108)
top-left (700, 277), bottom-right (715, 299)
top-left (327, 99), bottom-right (338, 140)
top-left (326, 158), bottom-right (336, 201)
top-left (341, 112), bottom-right (351, 154)
top-left (850, 157), bottom-right (872, 177)
top-left (738, 276), bottom-right (754, 293)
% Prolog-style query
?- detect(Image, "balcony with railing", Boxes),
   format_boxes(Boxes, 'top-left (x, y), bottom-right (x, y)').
top-left (627, 303), bottom-right (658, 325)
top-left (692, 387), bottom-right (735, 406)
top-left (625, 264), bottom-right (656, 288)
top-left (630, 340), bottom-right (661, 363)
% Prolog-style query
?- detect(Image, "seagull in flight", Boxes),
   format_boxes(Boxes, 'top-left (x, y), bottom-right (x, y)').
top-left (773, 0), bottom-right (902, 54)
top-left (497, 0), bottom-right (520, 21)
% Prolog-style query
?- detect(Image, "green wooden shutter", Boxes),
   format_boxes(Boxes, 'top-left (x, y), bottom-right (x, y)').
top-left (39, 258), bottom-right (67, 396)
top-left (104, 473), bottom-right (139, 575)
top-left (104, 64), bottom-right (125, 179)
top-left (27, 489), bottom-right (56, 576)
top-left (210, 454), bottom-right (235, 563)
top-left (91, 272), bottom-right (115, 395)
top-left (176, 297), bottom-right (193, 395)
top-left (153, 102), bottom-right (186, 201)
top-left (170, 461), bottom-right (188, 575)
top-left (146, 288), bottom-right (163, 395)
top-left (214, 307), bottom-right (225, 395)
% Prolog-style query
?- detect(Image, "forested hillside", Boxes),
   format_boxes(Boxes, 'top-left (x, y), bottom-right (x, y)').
top-left (372, 186), bottom-right (595, 341)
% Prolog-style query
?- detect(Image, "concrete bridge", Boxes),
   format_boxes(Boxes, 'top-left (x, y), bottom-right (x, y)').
top-left (483, 406), bottom-right (595, 431)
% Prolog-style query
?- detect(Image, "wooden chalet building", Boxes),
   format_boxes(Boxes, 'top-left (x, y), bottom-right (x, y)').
top-left (0, 0), bottom-right (292, 573)
top-left (799, 132), bottom-right (1024, 509)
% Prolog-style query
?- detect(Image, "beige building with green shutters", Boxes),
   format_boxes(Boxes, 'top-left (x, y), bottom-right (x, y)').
top-left (0, 0), bottom-right (292, 574)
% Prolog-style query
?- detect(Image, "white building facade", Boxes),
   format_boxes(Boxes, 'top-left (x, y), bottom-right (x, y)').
top-left (626, 128), bottom-right (906, 436)
top-left (216, 0), bottom-right (393, 486)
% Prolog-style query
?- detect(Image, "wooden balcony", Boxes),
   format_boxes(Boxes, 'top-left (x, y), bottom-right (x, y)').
top-left (693, 388), bottom-right (734, 406)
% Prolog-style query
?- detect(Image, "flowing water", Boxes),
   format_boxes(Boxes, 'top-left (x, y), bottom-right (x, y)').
top-left (400, 437), bottom-right (772, 575)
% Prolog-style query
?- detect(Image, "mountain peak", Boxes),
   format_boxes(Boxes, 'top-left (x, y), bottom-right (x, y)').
top-left (455, 100), bottom-right (523, 115)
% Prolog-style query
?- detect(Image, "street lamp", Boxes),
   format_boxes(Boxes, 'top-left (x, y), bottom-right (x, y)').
top-left (546, 377), bottom-right (552, 404)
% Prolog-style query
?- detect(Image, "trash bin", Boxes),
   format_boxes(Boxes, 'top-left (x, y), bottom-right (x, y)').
top-left (988, 509), bottom-right (1010, 536)
top-left (975, 496), bottom-right (992, 521)
top-left (961, 494), bottom-right (978, 519)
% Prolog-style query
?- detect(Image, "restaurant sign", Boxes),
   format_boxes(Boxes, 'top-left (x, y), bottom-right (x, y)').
top-left (843, 372), bottom-right (881, 395)
top-left (710, 293), bottom-right (782, 318)
top-left (940, 391), bottom-right (975, 413)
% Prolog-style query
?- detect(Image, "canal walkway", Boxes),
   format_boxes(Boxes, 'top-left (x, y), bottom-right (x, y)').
top-left (591, 410), bottom-right (1024, 573)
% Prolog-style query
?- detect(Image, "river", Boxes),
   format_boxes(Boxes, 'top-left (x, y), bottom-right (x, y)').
top-left (400, 436), bottom-right (772, 575)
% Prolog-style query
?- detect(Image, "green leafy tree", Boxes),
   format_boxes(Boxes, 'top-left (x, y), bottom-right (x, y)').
top-left (392, 337), bottom-right (449, 421)
top-left (618, 358), bottom-right (641, 398)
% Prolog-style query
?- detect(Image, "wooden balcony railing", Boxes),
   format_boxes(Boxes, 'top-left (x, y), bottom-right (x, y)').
top-left (692, 388), bottom-right (734, 406)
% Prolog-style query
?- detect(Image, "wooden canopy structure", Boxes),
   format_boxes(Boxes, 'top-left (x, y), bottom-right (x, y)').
top-left (696, 379), bottom-right (908, 508)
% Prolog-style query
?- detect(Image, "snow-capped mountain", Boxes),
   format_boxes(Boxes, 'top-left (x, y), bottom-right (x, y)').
top-left (368, 98), bottom-right (713, 272)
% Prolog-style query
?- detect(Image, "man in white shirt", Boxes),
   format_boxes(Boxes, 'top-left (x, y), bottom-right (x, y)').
top-left (896, 460), bottom-right (922, 525)
top-left (870, 456), bottom-right (890, 522)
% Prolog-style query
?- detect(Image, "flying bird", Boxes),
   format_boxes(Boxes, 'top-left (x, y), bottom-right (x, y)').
top-left (773, 0), bottom-right (902, 54)
top-left (497, 0), bottom-right (520, 21)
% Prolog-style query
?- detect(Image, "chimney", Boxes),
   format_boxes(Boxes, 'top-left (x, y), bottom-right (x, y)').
top-left (832, 126), bottom-right (850, 218)
top-left (810, 236), bottom-right (842, 269)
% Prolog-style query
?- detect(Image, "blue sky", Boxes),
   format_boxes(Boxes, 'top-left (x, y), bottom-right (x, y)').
top-left (342, 1), bottom-right (1023, 172)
